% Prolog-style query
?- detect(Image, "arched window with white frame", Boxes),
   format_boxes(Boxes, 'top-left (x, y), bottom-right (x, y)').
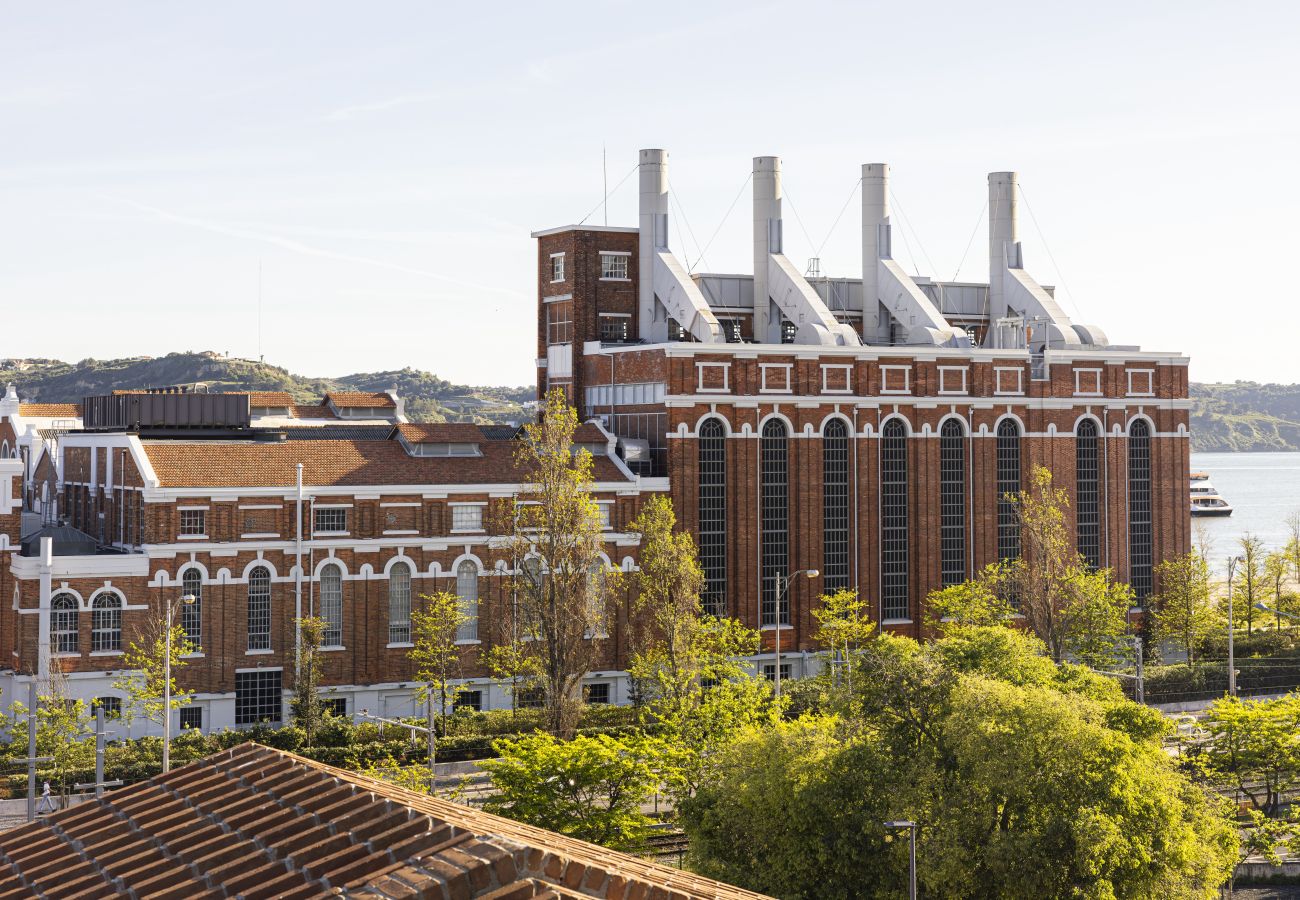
top-left (1128, 419), bottom-right (1153, 603)
top-left (760, 418), bottom-right (790, 626)
top-left (698, 417), bottom-right (727, 616)
top-left (822, 419), bottom-right (850, 592)
top-left (880, 418), bottom-right (909, 620)
top-left (939, 419), bottom-right (967, 587)
top-left (996, 418), bottom-right (1022, 563)
top-left (91, 592), bottom-right (123, 652)
top-left (247, 565), bottom-right (271, 651)
top-left (456, 560), bottom-right (479, 641)
top-left (319, 563), bottom-right (343, 646)
top-left (1075, 419), bottom-right (1102, 568)
top-left (52, 592), bottom-right (79, 654)
top-left (180, 568), bottom-right (203, 649)
top-left (389, 562), bottom-right (412, 644)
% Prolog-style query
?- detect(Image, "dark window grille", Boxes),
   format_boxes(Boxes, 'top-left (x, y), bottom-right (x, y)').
top-left (698, 418), bottom-right (727, 616)
top-left (598, 316), bottom-right (629, 343)
top-left (323, 698), bottom-right (347, 717)
top-left (179, 707), bottom-right (202, 730)
top-left (996, 419), bottom-right (1022, 562)
top-left (822, 419), bottom-right (851, 592)
top-left (455, 690), bottom-right (483, 712)
top-left (248, 565), bottom-right (271, 651)
top-left (235, 670), bottom-right (282, 726)
top-left (91, 696), bottom-right (121, 718)
top-left (1075, 420), bottom-right (1101, 568)
top-left (760, 419), bottom-right (789, 626)
top-left (91, 593), bottom-right (122, 652)
top-left (1128, 419), bottom-right (1153, 602)
top-left (51, 593), bottom-right (78, 654)
top-left (880, 419), bottom-right (909, 620)
top-left (780, 318), bottom-right (797, 344)
top-left (584, 683), bottom-right (611, 704)
top-left (939, 419), bottom-right (966, 586)
top-left (181, 568), bottom-right (202, 649)
top-left (319, 563), bottom-right (343, 646)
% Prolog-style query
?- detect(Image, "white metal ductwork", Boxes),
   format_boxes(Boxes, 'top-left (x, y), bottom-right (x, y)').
top-left (752, 157), bottom-right (860, 347)
top-left (861, 163), bottom-right (967, 347)
top-left (987, 171), bottom-right (1108, 349)
top-left (637, 149), bottom-right (724, 344)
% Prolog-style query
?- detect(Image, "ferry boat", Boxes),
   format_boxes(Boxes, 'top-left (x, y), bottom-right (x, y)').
top-left (1190, 472), bottom-right (1233, 517)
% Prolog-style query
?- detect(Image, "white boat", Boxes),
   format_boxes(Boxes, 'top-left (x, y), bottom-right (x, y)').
top-left (1190, 472), bottom-right (1233, 517)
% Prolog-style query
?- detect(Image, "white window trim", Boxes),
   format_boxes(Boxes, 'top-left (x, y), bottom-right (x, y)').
top-left (994, 366), bottom-right (1024, 396)
top-left (1126, 368), bottom-right (1155, 397)
top-left (550, 252), bottom-right (565, 283)
top-left (450, 502), bottom-right (487, 534)
top-left (244, 648), bottom-right (274, 656)
top-left (1074, 368), bottom-right (1104, 397)
top-left (759, 363), bottom-right (793, 394)
top-left (598, 311), bottom-right (632, 317)
top-left (821, 364), bottom-right (853, 394)
top-left (696, 362), bottom-right (731, 394)
top-left (241, 532), bottom-right (280, 539)
top-left (386, 641), bottom-right (415, 650)
top-left (880, 365), bottom-right (911, 395)
top-left (937, 366), bottom-right (969, 396)
top-left (177, 534), bottom-right (208, 541)
top-left (598, 250), bottom-right (631, 282)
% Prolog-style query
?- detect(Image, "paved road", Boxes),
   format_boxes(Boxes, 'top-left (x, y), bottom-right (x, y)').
top-left (1234, 889), bottom-right (1300, 898)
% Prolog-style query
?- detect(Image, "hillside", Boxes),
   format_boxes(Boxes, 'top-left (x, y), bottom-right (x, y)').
top-left (1190, 382), bottom-right (1300, 452)
top-left (0, 353), bottom-right (534, 425)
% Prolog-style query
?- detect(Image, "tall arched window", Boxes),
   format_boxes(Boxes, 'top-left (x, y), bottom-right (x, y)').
top-left (52, 592), bottom-right (79, 654)
top-left (181, 568), bottom-right (203, 649)
top-left (91, 592), bottom-right (122, 652)
top-left (996, 419), bottom-right (1022, 562)
top-left (389, 562), bottom-right (412, 644)
top-left (1128, 419), bottom-right (1153, 603)
top-left (1075, 419), bottom-right (1101, 568)
top-left (698, 418), bottom-right (727, 616)
top-left (456, 560), bottom-right (479, 641)
top-left (939, 419), bottom-right (966, 586)
top-left (880, 419), bottom-right (909, 620)
top-left (822, 419), bottom-right (850, 592)
top-left (319, 563), bottom-right (343, 646)
top-left (760, 419), bottom-right (789, 626)
top-left (248, 565), bottom-right (271, 651)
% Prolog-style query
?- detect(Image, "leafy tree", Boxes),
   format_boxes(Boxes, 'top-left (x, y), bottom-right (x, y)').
top-left (482, 732), bottom-right (672, 851)
top-left (1264, 549), bottom-right (1293, 628)
top-left (627, 494), bottom-right (770, 799)
top-left (499, 388), bottom-right (617, 737)
top-left (482, 641), bottom-right (542, 717)
top-left (291, 616), bottom-right (327, 742)
top-left (813, 588), bottom-right (880, 692)
top-left (681, 627), bottom-right (1238, 899)
top-left (1151, 551), bottom-right (1216, 665)
top-left (923, 565), bottom-right (1013, 632)
top-left (1001, 467), bottom-right (1133, 663)
top-left (1235, 534), bottom-right (1265, 634)
top-left (408, 589), bottom-right (469, 739)
top-left (1286, 510), bottom-right (1300, 582)
top-left (1193, 694), bottom-right (1300, 816)
top-left (113, 618), bottom-right (197, 730)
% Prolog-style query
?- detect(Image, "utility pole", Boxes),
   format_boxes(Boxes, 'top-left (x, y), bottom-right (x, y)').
top-left (1133, 636), bottom-right (1144, 705)
top-left (1227, 555), bottom-right (1242, 697)
top-left (24, 682), bottom-right (52, 822)
top-left (74, 707), bottom-right (123, 798)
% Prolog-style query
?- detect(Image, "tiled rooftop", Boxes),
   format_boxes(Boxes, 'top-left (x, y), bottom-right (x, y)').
top-left (0, 743), bottom-right (771, 900)
top-left (325, 392), bottom-right (397, 409)
top-left (17, 403), bottom-right (82, 417)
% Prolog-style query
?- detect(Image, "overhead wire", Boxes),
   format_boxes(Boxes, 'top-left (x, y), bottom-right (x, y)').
top-left (952, 199), bottom-right (989, 284)
top-left (667, 179), bottom-right (708, 274)
top-left (815, 178), bottom-right (862, 261)
top-left (1018, 184), bottom-right (1085, 319)
top-left (779, 185), bottom-right (817, 263)
top-left (689, 172), bottom-right (752, 273)
top-left (576, 162), bottom-right (638, 226)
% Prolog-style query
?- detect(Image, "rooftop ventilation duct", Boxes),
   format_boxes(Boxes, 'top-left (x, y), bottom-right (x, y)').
top-left (637, 149), bottom-right (724, 344)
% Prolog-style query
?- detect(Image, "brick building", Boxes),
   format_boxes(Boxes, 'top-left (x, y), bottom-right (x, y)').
top-left (0, 388), bottom-right (652, 732)
top-left (533, 150), bottom-right (1190, 674)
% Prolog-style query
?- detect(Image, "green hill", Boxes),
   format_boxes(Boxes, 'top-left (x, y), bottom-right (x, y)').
top-left (0, 352), bottom-right (534, 425)
top-left (1190, 382), bottom-right (1300, 452)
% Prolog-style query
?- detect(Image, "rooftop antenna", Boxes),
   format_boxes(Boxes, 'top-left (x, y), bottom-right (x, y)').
top-left (602, 144), bottom-right (608, 226)
top-left (257, 259), bottom-right (264, 363)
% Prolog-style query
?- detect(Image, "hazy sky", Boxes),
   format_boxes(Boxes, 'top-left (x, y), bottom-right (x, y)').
top-left (3, 1), bottom-right (1296, 386)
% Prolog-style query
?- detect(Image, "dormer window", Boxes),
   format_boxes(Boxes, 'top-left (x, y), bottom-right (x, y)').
top-left (408, 441), bottom-right (482, 457)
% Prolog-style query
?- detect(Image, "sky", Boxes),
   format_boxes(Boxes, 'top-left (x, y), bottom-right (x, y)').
top-left (2, 1), bottom-right (1297, 387)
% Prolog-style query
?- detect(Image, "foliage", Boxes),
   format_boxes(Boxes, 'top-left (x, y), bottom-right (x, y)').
top-left (1191, 694), bottom-right (1300, 815)
top-left (1234, 534), bottom-right (1266, 634)
top-left (680, 626), bottom-right (1238, 899)
top-left (1151, 551), bottom-right (1216, 665)
top-left (291, 616), bottom-right (327, 742)
top-left (113, 618), bottom-right (197, 728)
top-left (409, 589), bottom-right (470, 737)
top-left (482, 732), bottom-right (673, 851)
top-left (923, 566), bottom-right (1014, 632)
top-left (1263, 549), bottom-right (1295, 628)
top-left (498, 388), bottom-right (618, 737)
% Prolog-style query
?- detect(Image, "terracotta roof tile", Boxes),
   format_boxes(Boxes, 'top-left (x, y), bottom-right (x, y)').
top-left (17, 403), bottom-right (82, 417)
top-left (396, 422), bottom-right (486, 442)
top-left (245, 391), bottom-right (295, 406)
top-left (325, 391), bottom-right (396, 408)
top-left (140, 438), bottom-right (633, 488)
top-left (0, 744), bottom-right (771, 900)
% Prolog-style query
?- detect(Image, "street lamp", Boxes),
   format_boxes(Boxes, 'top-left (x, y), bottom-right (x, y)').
top-left (1226, 556), bottom-right (1243, 697)
top-left (162, 593), bottom-right (196, 774)
top-left (772, 569), bottom-right (819, 699)
top-left (884, 820), bottom-right (917, 900)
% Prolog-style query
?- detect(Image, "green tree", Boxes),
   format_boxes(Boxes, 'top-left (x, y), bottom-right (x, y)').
top-left (482, 641), bottom-right (542, 717)
top-left (1286, 510), bottom-right (1300, 582)
top-left (923, 565), bottom-right (1013, 632)
top-left (482, 732), bottom-right (672, 851)
top-left (1194, 694), bottom-right (1300, 816)
top-left (113, 618), bottom-right (197, 730)
top-left (1235, 534), bottom-right (1265, 634)
top-left (1151, 551), bottom-right (1216, 665)
top-left (291, 616), bottom-right (327, 742)
top-left (1264, 549), bottom-right (1292, 628)
top-left (681, 627), bottom-right (1237, 899)
top-left (500, 388), bottom-right (617, 738)
top-left (409, 589), bottom-right (469, 739)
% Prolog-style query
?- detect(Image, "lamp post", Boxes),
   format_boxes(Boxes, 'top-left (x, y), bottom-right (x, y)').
top-left (1226, 556), bottom-right (1242, 697)
top-left (772, 569), bottom-right (819, 699)
top-left (884, 820), bottom-right (917, 900)
top-left (162, 593), bottom-right (196, 774)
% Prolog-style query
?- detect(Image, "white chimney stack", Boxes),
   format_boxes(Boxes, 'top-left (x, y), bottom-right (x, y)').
top-left (752, 156), bottom-right (781, 343)
top-left (861, 163), bottom-right (889, 335)
top-left (639, 149), bottom-right (669, 341)
top-left (988, 171), bottom-right (1019, 324)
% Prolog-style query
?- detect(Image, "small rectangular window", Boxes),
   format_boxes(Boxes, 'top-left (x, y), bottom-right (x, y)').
top-left (551, 253), bottom-right (565, 282)
top-left (179, 509), bottom-right (206, 536)
top-left (546, 301), bottom-right (574, 345)
top-left (323, 697), bottom-right (348, 717)
top-left (600, 254), bottom-right (629, 279)
top-left (179, 706), bottom-right (203, 730)
top-left (762, 663), bottom-right (792, 682)
top-left (584, 683), bottom-right (611, 704)
top-left (455, 690), bottom-right (483, 712)
top-left (451, 505), bottom-right (484, 531)
top-left (599, 316), bottom-right (629, 343)
top-left (516, 687), bottom-right (544, 709)
top-left (91, 696), bottom-right (122, 719)
top-left (597, 504), bottom-right (612, 530)
top-left (235, 670), bottom-right (283, 726)
top-left (313, 507), bottom-right (348, 534)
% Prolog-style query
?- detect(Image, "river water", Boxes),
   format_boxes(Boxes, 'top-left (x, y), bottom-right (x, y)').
top-left (1189, 451), bottom-right (1300, 555)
